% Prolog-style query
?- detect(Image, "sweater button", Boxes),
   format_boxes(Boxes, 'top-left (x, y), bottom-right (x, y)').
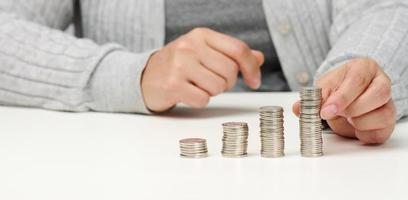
top-left (278, 23), bottom-right (291, 35)
top-left (296, 71), bottom-right (310, 86)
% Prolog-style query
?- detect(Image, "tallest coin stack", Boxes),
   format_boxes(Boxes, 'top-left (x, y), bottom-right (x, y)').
top-left (299, 87), bottom-right (324, 157)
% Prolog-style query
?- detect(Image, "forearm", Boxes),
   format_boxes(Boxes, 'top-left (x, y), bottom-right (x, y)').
top-left (0, 12), bottom-right (152, 114)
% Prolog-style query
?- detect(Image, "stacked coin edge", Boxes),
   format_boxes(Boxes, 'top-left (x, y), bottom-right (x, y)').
top-left (222, 122), bottom-right (249, 158)
top-left (299, 87), bottom-right (324, 157)
top-left (179, 138), bottom-right (208, 158)
top-left (259, 106), bottom-right (285, 158)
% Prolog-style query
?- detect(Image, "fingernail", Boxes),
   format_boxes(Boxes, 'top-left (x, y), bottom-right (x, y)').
top-left (253, 78), bottom-right (261, 89)
top-left (252, 72), bottom-right (261, 89)
top-left (320, 104), bottom-right (338, 120)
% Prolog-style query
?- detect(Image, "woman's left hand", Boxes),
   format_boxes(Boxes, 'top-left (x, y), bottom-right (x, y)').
top-left (292, 58), bottom-right (396, 144)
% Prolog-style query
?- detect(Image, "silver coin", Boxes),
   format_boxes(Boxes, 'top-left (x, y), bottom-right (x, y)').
top-left (259, 106), bottom-right (285, 158)
top-left (221, 121), bottom-right (249, 157)
top-left (179, 138), bottom-right (207, 145)
top-left (299, 87), bottom-right (324, 157)
top-left (180, 153), bottom-right (208, 159)
top-left (179, 138), bottom-right (208, 159)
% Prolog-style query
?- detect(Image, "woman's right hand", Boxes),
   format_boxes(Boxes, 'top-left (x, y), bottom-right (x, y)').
top-left (141, 28), bottom-right (264, 112)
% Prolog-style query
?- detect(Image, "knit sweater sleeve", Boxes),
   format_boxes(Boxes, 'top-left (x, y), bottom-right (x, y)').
top-left (0, 0), bottom-right (152, 114)
top-left (315, 0), bottom-right (408, 120)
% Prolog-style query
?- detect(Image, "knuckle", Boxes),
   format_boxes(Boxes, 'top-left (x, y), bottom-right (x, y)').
top-left (383, 73), bottom-right (392, 85)
top-left (231, 41), bottom-right (250, 57)
top-left (349, 71), bottom-right (368, 86)
top-left (367, 58), bottom-right (379, 72)
top-left (349, 58), bottom-right (363, 65)
top-left (190, 27), bottom-right (209, 36)
top-left (326, 78), bottom-right (339, 89)
top-left (315, 73), bottom-right (338, 90)
top-left (348, 58), bottom-right (377, 77)
top-left (170, 52), bottom-right (190, 72)
top-left (336, 92), bottom-right (349, 106)
top-left (173, 39), bottom-right (194, 51)
top-left (346, 59), bottom-right (362, 70)
top-left (376, 83), bottom-right (391, 101)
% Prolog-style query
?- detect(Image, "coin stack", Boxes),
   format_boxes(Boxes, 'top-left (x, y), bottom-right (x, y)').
top-left (259, 106), bottom-right (285, 158)
top-left (299, 87), bottom-right (324, 157)
top-left (179, 138), bottom-right (208, 158)
top-left (222, 122), bottom-right (249, 157)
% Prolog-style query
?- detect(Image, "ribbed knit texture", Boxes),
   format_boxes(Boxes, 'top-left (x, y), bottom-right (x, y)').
top-left (263, 0), bottom-right (408, 120)
top-left (0, 0), bottom-right (407, 119)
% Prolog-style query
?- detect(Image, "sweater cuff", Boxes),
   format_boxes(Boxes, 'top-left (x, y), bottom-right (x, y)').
top-left (88, 50), bottom-right (155, 114)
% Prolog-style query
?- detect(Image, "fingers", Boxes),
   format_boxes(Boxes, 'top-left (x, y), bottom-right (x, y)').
top-left (196, 46), bottom-right (239, 90)
top-left (251, 50), bottom-right (265, 66)
top-left (200, 28), bottom-right (262, 89)
top-left (355, 126), bottom-right (394, 144)
top-left (344, 74), bottom-right (391, 117)
top-left (293, 98), bottom-right (356, 139)
top-left (302, 58), bottom-right (395, 144)
top-left (348, 101), bottom-right (396, 131)
top-left (321, 61), bottom-right (376, 120)
top-left (177, 83), bottom-right (210, 108)
top-left (188, 63), bottom-right (228, 96)
top-left (326, 117), bottom-right (356, 138)
top-left (315, 65), bottom-right (345, 101)
top-left (314, 67), bottom-right (345, 119)
top-left (292, 100), bottom-right (300, 117)
top-left (182, 52), bottom-right (228, 96)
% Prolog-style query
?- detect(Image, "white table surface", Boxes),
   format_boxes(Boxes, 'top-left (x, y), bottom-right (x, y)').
top-left (0, 92), bottom-right (407, 200)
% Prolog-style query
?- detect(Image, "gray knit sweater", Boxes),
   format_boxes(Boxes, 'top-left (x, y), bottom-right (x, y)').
top-left (0, 0), bottom-right (408, 119)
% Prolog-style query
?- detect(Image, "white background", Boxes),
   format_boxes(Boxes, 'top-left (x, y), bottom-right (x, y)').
top-left (1, 92), bottom-right (407, 200)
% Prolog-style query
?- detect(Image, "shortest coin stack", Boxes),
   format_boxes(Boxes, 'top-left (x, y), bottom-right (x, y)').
top-left (179, 138), bottom-right (208, 158)
top-left (259, 106), bottom-right (285, 158)
top-left (222, 122), bottom-right (249, 158)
